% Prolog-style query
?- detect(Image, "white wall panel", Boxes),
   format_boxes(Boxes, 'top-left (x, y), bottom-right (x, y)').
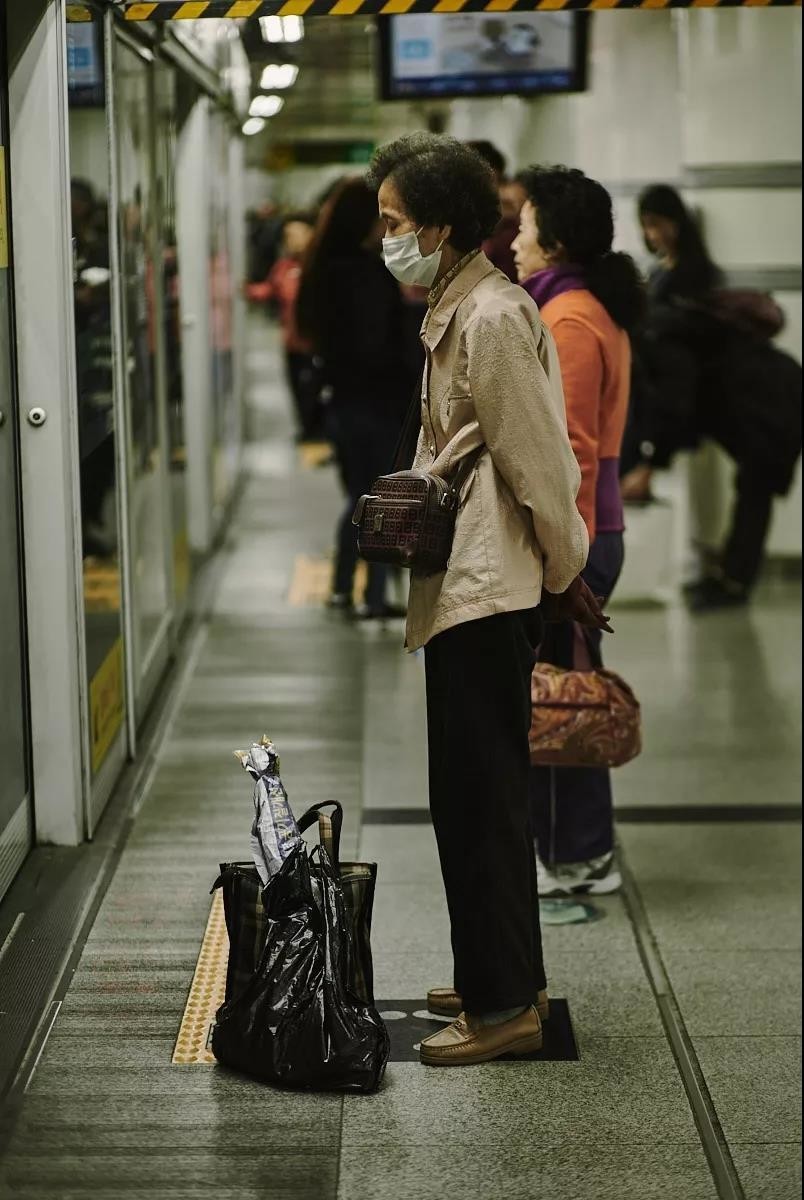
top-left (693, 190), bottom-right (802, 269)
top-left (676, 9), bottom-right (802, 168)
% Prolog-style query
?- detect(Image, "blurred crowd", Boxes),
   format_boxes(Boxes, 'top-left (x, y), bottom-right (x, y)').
top-left (245, 140), bottom-right (801, 620)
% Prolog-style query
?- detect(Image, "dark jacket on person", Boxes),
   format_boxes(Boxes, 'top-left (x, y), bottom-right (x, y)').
top-left (316, 250), bottom-right (416, 423)
top-left (624, 287), bottom-right (801, 493)
top-left (701, 335), bottom-right (802, 495)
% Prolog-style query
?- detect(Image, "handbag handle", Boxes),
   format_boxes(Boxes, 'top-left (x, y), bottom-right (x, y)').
top-left (297, 800), bottom-right (343, 871)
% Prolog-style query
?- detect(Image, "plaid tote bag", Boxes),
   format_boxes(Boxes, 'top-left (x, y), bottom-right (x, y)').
top-left (212, 800), bottom-right (378, 1006)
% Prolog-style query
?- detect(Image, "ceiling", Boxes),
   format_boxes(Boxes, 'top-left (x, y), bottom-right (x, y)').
top-left (239, 16), bottom-right (384, 157)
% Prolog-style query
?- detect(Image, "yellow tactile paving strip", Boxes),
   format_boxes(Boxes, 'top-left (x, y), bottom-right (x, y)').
top-left (172, 891), bottom-right (228, 1065)
top-left (298, 441), bottom-right (334, 470)
top-left (288, 555), bottom-right (366, 607)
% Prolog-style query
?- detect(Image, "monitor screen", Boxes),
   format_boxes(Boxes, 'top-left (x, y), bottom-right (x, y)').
top-left (378, 14), bottom-right (588, 102)
top-left (66, 19), bottom-right (105, 109)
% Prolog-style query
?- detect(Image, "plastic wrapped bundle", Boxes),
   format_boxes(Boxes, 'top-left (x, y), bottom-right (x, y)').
top-left (235, 737), bottom-right (302, 886)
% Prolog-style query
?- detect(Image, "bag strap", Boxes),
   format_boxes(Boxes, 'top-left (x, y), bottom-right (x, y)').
top-left (390, 367), bottom-right (485, 491)
top-left (297, 800), bottom-right (343, 871)
top-left (443, 445), bottom-right (484, 507)
top-left (392, 369), bottom-right (425, 473)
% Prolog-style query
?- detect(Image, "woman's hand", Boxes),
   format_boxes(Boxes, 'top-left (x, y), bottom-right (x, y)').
top-left (542, 576), bottom-right (613, 632)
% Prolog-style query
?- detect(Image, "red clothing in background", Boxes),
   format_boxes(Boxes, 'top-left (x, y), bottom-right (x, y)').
top-left (247, 256), bottom-right (311, 355)
top-left (482, 217), bottom-right (519, 284)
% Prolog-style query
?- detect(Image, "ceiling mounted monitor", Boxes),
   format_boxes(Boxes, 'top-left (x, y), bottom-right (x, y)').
top-left (378, 14), bottom-right (588, 102)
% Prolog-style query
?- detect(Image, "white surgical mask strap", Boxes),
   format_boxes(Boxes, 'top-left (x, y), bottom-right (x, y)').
top-left (416, 227), bottom-right (446, 254)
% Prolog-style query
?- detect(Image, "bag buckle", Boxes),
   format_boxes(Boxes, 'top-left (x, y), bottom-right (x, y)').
top-left (352, 495), bottom-right (376, 526)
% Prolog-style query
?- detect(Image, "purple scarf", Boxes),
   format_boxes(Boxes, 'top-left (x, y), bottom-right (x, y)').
top-left (521, 264), bottom-right (586, 309)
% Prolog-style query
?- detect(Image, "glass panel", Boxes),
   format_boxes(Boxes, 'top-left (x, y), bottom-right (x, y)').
top-left (0, 123), bottom-right (32, 892)
top-left (115, 40), bottom-right (172, 690)
top-left (154, 63), bottom-right (189, 607)
top-left (66, 13), bottom-right (125, 780)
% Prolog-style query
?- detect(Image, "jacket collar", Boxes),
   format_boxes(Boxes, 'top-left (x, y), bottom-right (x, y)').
top-left (421, 251), bottom-right (497, 351)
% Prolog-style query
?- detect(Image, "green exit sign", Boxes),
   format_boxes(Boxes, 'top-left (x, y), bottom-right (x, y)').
top-left (346, 143), bottom-right (375, 165)
top-left (265, 141), bottom-right (375, 169)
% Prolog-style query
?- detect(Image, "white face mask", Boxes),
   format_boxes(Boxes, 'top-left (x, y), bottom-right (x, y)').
top-left (382, 227), bottom-right (445, 288)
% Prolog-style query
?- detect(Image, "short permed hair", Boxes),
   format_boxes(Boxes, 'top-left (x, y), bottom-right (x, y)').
top-left (366, 133), bottom-right (500, 254)
top-left (518, 164), bottom-right (647, 333)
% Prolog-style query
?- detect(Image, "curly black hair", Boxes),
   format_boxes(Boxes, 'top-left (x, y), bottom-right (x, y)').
top-left (366, 133), bottom-right (500, 254)
top-left (517, 164), bottom-right (615, 264)
top-left (518, 164), bottom-right (646, 333)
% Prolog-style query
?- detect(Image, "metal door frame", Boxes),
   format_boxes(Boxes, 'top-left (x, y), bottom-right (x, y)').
top-left (75, 8), bottom-right (130, 836)
top-left (6, 0), bottom-right (88, 845)
top-left (0, 32), bottom-right (34, 898)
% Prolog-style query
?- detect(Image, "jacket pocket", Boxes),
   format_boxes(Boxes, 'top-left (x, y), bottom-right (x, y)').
top-left (441, 391), bottom-right (473, 426)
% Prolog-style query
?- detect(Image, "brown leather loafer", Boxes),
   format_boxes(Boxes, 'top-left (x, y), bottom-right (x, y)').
top-left (419, 1006), bottom-right (543, 1066)
top-left (427, 987), bottom-right (550, 1022)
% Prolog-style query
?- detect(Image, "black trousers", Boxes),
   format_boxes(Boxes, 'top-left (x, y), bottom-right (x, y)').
top-left (330, 407), bottom-right (399, 608)
top-left (424, 609), bottom-right (546, 1013)
top-left (285, 351), bottom-right (322, 441)
top-left (529, 531), bottom-right (625, 864)
top-left (722, 468), bottom-right (775, 591)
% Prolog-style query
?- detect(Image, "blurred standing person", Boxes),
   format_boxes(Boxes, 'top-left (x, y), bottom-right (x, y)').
top-left (623, 184), bottom-right (801, 610)
top-left (513, 165), bottom-right (645, 897)
top-left (366, 133), bottom-right (604, 1065)
top-left (71, 179), bottom-right (115, 558)
top-left (640, 183), bottom-right (722, 304)
top-left (466, 140), bottom-right (523, 283)
top-left (620, 184), bottom-right (723, 499)
top-left (297, 178), bottom-right (414, 619)
top-left (246, 202), bottom-right (283, 284)
top-left (246, 212), bottom-right (322, 443)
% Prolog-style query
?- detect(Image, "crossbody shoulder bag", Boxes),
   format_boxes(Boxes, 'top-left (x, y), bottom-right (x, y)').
top-left (352, 372), bottom-right (483, 578)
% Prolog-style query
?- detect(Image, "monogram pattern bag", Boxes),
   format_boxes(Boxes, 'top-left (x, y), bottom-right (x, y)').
top-left (352, 463), bottom-right (481, 577)
top-left (529, 662), bottom-right (642, 769)
top-left (352, 371), bottom-right (483, 577)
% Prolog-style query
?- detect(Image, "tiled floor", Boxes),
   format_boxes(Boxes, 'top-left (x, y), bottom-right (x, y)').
top-left (0, 327), bottom-right (800, 1200)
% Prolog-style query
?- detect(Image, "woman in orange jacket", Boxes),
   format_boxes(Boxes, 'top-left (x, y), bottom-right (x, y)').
top-left (513, 166), bottom-right (645, 897)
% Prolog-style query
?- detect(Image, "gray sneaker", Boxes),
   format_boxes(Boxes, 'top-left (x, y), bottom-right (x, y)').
top-left (537, 851), bottom-right (622, 897)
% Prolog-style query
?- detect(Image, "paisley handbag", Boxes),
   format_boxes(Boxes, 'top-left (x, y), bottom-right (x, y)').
top-left (529, 662), bottom-right (641, 769)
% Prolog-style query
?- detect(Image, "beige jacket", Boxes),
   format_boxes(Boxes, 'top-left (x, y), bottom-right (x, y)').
top-left (406, 253), bottom-right (589, 651)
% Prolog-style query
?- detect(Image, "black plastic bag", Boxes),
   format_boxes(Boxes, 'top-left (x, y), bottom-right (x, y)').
top-left (211, 834), bottom-right (389, 1093)
top-left (298, 801), bottom-right (379, 1006)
